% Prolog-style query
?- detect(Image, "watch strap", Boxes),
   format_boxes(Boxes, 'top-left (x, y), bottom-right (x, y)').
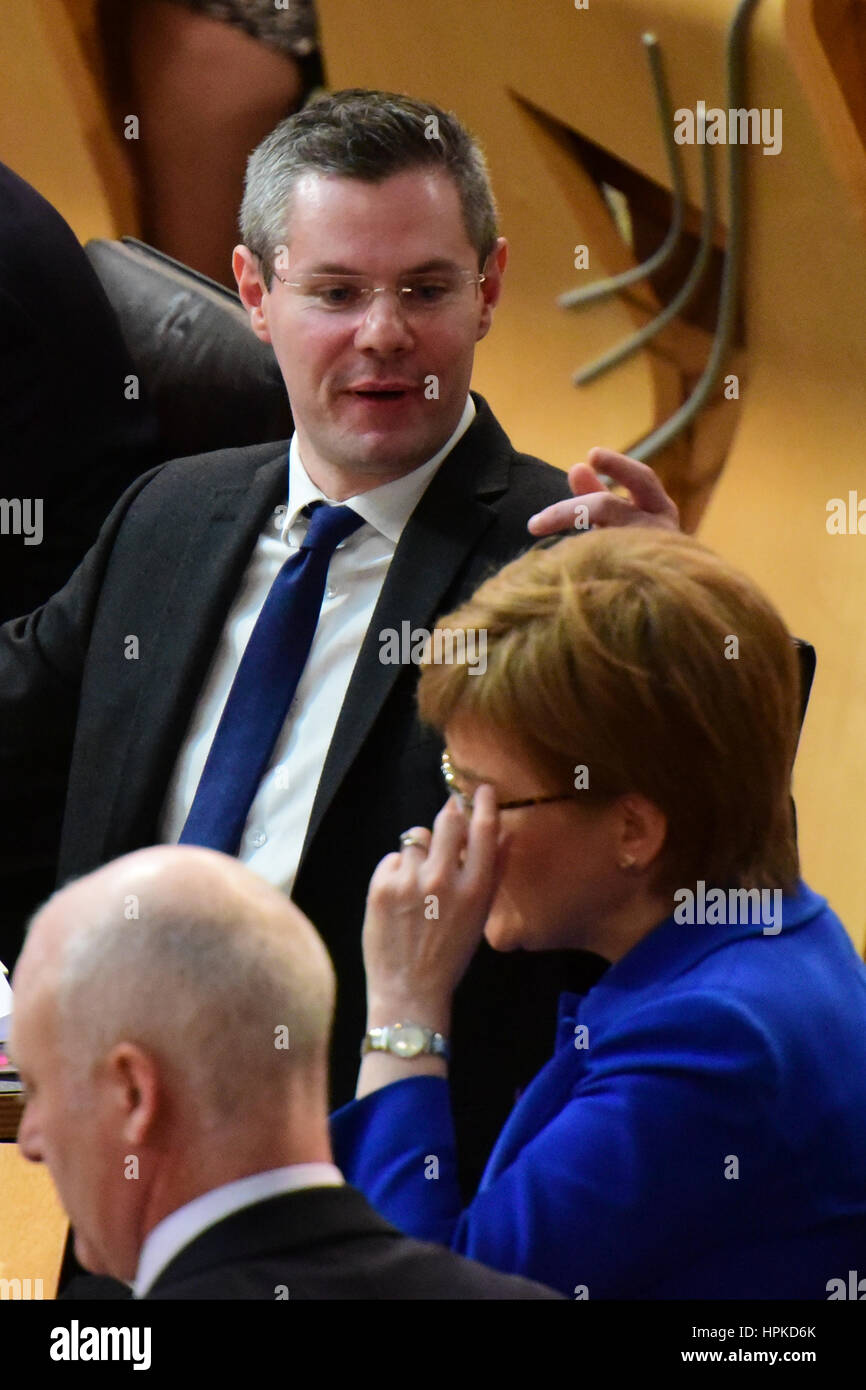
top-left (361, 1022), bottom-right (450, 1061)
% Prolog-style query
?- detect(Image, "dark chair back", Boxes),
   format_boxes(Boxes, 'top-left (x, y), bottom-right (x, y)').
top-left (84, 237), bottom-right (293, 460)
top-left (795, 639), bottom-right (816, 739)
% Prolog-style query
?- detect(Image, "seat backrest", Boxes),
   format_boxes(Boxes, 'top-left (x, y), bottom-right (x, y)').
top-left (84, 237), bottom-right (293, 460)
top-left (795, 638), bottom-right (816, 738)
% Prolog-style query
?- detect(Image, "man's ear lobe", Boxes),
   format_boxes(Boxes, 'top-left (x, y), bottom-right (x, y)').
top-left (233, 245), bottom-right (272, 343)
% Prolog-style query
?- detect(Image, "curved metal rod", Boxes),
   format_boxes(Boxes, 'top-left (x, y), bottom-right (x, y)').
top-left (574, 117), bottom-right (716, 385)
top-left (558, 32), bottom-right (686, 310)
top-left (629, 0), bottom-right (762, 462)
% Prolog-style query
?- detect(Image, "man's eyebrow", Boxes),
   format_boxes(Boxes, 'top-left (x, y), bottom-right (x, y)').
top-left (401, 258), bottom-right (465, 274)
top-left (302, 263), bottom-right (364, 276)
top-left (302, 257), bottom-right (466, 276)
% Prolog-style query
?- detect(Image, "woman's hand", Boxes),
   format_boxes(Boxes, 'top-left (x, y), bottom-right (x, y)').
top-left (362, 786), bottom-right (505, 1035)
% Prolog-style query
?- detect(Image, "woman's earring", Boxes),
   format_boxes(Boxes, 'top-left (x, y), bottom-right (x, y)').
top-left (618, 853), bottom-right (637, 870)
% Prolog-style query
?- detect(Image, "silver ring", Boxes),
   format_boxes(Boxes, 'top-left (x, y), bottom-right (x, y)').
top-left (399, 833), bottom-right (428, 850)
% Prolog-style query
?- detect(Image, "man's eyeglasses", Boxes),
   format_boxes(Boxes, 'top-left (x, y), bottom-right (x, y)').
top-left (441, 750), bottom-right (577, 814)
top-left (270, 269), bottom-right (486, 316)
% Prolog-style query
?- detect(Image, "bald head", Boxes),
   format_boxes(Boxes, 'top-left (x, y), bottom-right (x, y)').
top-left (11, 847), bottom-right (337, 1281)
top-left (19, 846), bottom-right (335, 1121)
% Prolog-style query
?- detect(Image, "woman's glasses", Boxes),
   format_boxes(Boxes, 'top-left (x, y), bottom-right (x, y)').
top-left (441, 750), bottom-right (578, 814)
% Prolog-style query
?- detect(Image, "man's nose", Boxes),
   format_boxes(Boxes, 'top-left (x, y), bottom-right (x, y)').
top-left (353, 290), bottom-right (415, 352)
top-left (17, 1109), bottom-right (43, 1163)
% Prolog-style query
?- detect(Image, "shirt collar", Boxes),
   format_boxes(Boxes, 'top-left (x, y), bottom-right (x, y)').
top-left (133, 1162), bottom-right (344, 1298)
top-left (282, 395), bottom-right (476, 545)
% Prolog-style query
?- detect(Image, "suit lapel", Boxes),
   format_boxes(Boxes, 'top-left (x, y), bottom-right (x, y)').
top-left (300, 397), bottom-right (513, 861)
top-left (103, 448), bottom-right (288, 857)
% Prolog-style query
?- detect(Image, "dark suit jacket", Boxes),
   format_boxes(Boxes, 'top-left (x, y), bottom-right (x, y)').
top-left (0, 162), bottom-right (163, 622)
top-left (142, 1185), bottom-right (562, 1299)
top-left (0, 394), bottom-right (605, 1189)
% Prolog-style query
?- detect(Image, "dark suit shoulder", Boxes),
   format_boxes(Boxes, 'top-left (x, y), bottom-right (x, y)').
top-left (499, 448), bottom-right (573, 512)
top-left (77, 440), bottom-right (289, 570)
top-left (348, 1234), bottom-right (565, 1301)
top-left (145, 1186), bottom-right (562, 1301)
top-left (464, 393), bottom-right (573, 509)
top-left (125, 438), bottom-right (289, 503)
top-left (150, 1243), bottom-right (562, 1301)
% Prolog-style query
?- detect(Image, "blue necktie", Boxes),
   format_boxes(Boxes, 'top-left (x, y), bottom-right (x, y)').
top-left (179, 502), bottom-right (364, 854)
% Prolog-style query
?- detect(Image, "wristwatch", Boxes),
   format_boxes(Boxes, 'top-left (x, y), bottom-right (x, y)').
top-left (361, 1022), bottom-right (450, 1061)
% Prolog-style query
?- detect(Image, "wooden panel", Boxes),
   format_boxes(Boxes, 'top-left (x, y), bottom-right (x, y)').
top-left (698, 1), bottom-right (866, 951)
top-left (317, 0), bottom-right (675, 471)
top-left (0, 0), bottom-right (136, 240)
top-left (318, 0), bottom-right (866, 950)
top-left (0, 1144), bottom-right (67, 1299)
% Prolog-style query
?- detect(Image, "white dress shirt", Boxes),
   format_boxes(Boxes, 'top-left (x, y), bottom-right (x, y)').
top-left (160, 396), bottom-right (475, 893)
top-left (133, 1162), bottom-right (344, 1297)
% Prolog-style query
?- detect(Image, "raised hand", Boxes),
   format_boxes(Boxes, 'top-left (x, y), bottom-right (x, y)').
top-left (528, 447), bottom-right (679, 538)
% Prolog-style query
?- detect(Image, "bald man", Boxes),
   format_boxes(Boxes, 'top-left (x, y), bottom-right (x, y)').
top-left (10, 846), bottom-right (560, 1300)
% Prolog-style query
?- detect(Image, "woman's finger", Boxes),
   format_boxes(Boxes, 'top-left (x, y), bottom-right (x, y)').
top-left (461, 783), bottom-right (500, 893)
top-left (398, 826), bottom-right (432, 856)
top-left (425, 795), bottom-right (470, 881)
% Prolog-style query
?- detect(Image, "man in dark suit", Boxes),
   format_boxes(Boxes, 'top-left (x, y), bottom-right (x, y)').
top-left (0, 162), bottom-right (165, 974)
top-left (0, 161), bottom-right (163, 623)
top-left (11, 845), bottom-right (560, 1300)
top-left (0, 90), bottom-right (676, 1190)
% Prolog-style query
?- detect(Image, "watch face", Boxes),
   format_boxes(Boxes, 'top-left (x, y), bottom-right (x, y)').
top-left (390, 1024), bottom-right (426, 1058)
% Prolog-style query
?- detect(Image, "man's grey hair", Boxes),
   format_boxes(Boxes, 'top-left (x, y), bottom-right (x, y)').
top-left (52, 865), bottom-right (335, 1128)
top-left (240, 88), bottom-right (499, 286)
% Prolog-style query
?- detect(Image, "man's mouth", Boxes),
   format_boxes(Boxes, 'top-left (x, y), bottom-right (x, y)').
top-left (348, 383), bottom-right (416, 401)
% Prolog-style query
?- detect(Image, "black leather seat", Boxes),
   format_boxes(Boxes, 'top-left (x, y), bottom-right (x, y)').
top-left (84, 236), bottom-right (293, 460)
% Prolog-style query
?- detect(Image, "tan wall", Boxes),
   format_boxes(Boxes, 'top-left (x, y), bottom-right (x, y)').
top-left (0, 0), bottom-right (136, 240)
top-left (319, 0), bottom-right (866, 952)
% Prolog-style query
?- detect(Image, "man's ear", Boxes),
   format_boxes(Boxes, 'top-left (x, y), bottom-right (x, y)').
top-left (476, 236), bottom-right (508, 342)
top-left (103, 1042), bottom-right (162, 1148)
top-left (233, 245), bottom-right (273, 344)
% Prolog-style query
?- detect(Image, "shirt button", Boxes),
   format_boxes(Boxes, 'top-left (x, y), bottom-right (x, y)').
top-left (325, 585), bottom-right (337, 600)
top-left (249, 829), bottom-right (267, 848)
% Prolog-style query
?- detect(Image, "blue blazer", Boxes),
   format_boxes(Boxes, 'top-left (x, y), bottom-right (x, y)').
top-left (331, 883), bottom-right (866, 1298)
